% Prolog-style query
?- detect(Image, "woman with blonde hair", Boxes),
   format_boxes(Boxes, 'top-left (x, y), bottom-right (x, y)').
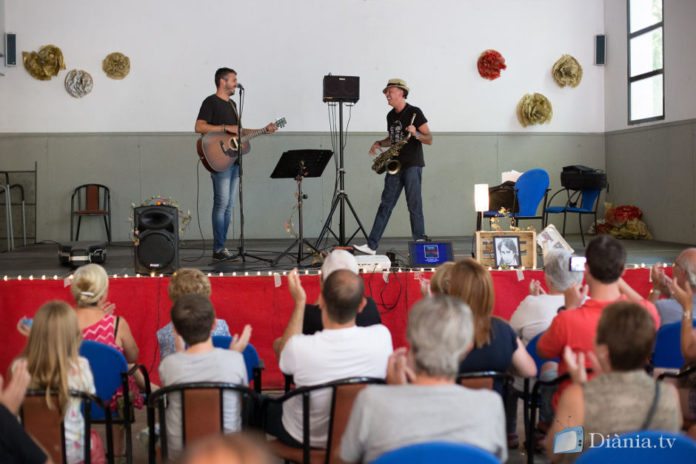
top-left (14, 300), bottom-right (105, 464)
top-left (448, 258), bottom-right (537, 448)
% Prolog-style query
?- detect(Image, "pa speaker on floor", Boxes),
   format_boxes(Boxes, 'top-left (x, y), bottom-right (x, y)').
top-left (133, 205), bottom-right (179, 274)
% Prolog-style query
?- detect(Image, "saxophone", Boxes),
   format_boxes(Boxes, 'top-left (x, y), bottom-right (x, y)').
top-left (371, 113), bottom-right (417, 175)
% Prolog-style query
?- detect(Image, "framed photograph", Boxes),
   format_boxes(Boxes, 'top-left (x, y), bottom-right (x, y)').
top-left (475, 231), bottom-right (537, 269)
top-left (494, 236), bottom-right (521, 268)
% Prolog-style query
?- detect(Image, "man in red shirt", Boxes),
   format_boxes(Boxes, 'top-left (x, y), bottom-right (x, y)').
top-left (537, 234), bottom-right (659, 407)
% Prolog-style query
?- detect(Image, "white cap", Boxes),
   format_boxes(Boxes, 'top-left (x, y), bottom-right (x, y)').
top-left (321, 250), bottom-right (359, 281)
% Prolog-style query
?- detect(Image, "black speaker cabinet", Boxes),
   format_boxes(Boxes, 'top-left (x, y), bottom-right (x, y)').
top-left (133, 205), bottom-right (179, 274)
top-left (323, 75), bottom-right (359, 103)
top-left (595, 35), bottom-right (606, 65)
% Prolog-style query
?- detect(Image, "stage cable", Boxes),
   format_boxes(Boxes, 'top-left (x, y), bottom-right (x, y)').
top-left (181, 158), bottom-right (207, 262)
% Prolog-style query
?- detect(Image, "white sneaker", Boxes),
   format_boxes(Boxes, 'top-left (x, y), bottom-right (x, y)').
top-left (353, 244), bottom-right (376, 255)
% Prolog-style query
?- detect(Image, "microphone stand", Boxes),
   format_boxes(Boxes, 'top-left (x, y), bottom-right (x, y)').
top-left (231, 86), bottom-right (271, 264)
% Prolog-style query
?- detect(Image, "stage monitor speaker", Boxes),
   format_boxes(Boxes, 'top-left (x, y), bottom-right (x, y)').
top-left (4, 33), bottom-right (16, 67)
top-left (133, 205), bottom-right (179, 274)
top-left (595, 35), bottom-right (606, 65)
top-left (323, 75), bottom-right (359, 103)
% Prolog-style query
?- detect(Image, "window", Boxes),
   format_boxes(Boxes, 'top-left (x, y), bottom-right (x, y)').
top-left (627, 0), bottom-right (664, 124)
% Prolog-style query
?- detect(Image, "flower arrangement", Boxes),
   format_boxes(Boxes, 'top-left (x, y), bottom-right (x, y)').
top-left (517, 93), bottom-right (553, 127)
top-left (552, 54), bottom-right (583, 88)
top-left (477, 50), bottom-right (507, 80)
top-left (129, 196), bottom-right (192, 245)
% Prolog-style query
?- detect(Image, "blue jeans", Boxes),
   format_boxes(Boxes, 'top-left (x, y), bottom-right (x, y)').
top-left (211, 163), bottom-right (239, 251)
top-left (367, 166), bottom-right (426, 250)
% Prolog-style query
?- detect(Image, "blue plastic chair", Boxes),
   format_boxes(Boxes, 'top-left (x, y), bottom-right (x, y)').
top-left (484, 169), bottom-right (550, 230)
top-left (575, 430), bottom-right (696, 462)
top-left (79, 340), bottom-right (151, 463)
top-left (653, 320), bottom-right (696, 369)
top-left (371, 441), bottom-right (501, 464)
top-left (211, 335), bottom-right (264, 392)
top-left (544, 188), bottom-right (602, 246)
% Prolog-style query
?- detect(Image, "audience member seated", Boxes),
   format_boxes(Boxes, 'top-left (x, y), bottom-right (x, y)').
top-left (13, 301), bottom-right (105, 464)
top-left (667, 275), bottom-right (696, 439)
top-left (302, 250), bottom-right (381, 335)
top-left (648, 248), bottom-right (696, 327)
top-left (177, 433), bottom-right (271, 464)
top-left (546, 301), bottom-right (682, 462)
top-left (340, 295), bottom-right (506, 463)
top-left (0, 360), bottom-right (52, 464)
top-left (159, 294), bottom-right (248, 457)
top-left (447, 258), bottom-right (536, 448)
top-left (157, 268), bottom-right (246, 360)
top-left (510, 250), bottom-right (582, 345)
top-left (538, 235), bottom-right (660, 408)
top-left (267, 269), bottom-right (393, 448)
top-left (420, 261), bottom-right (455, 297)
top-left (509, 250), bottom-right (581, 447)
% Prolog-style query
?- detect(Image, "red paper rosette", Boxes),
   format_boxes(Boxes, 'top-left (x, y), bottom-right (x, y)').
top-left (477, 49), bottom-right (507, 80)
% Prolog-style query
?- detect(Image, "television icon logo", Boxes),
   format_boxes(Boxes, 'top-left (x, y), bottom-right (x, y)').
top-left (553, 426), bottom-right (584, 454)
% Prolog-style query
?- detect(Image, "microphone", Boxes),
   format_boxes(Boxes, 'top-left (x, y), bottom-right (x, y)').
top-left (236, 83), bottom-right (244, 90)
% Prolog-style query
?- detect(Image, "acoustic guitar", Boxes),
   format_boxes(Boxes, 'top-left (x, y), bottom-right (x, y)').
top-left (196, 117), bottom-right (287, 173)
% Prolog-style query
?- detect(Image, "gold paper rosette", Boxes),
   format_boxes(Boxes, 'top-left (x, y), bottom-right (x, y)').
top-left (65, 69), bottom-right (94, 98)
top-left (22, 44), bottom-right (66, 80)
top-left (517, 93), bottom-right (553, 127)
top-left (552, 54), bottom-right (583, 88)
top-left (102, 52), bottom-right (130, 79)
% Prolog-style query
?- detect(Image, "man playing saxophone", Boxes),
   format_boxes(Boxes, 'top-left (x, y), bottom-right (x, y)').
top-left (354, 78), bottom-right (433, 255)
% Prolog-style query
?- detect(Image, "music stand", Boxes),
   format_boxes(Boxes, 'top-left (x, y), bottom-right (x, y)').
top-left (271, 149), bottom-right (333, 265)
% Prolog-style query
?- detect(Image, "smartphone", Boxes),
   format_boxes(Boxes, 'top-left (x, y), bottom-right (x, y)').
top-left (20, 317), bottom-right (33, 327)
top-left (569, 256), bottom-right (587, 272)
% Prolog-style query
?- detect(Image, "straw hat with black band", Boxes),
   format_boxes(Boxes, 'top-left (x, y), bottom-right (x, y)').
top-left (383, 78), bottom-right (410, 97)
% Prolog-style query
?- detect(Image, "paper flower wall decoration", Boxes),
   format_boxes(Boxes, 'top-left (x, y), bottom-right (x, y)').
top-left (102, 52), bottom-right (130, 79)
top-left (552, 54), bottom-right (583, 87)
top-left (22, 45), bottom-right (65, 80)
top-left (517, 93), bottom-right (553, 127)
top-left (65, 70), bottom-right (93, 98)
top-left (477, 49), bottom-right (507, 80)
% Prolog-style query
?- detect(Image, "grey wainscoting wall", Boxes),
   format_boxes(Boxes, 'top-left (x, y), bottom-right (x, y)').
top-left (605, 119), bottom-right (696, 245)
top-left (0, 132), bottom-right (604, 244)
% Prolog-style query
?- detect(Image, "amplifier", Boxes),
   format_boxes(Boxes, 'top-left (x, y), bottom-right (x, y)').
top-left (323, 75), bottom-right (359, 103)
top-left (355, 254), bottom-right (391, 273)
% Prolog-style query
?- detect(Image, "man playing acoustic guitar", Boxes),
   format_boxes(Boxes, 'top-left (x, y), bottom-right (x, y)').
top-left (195, 67), bottom-right (277, 261)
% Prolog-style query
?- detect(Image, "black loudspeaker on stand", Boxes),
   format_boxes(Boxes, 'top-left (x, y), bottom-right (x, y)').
top-left (133, 205), bottom-right (179, 274)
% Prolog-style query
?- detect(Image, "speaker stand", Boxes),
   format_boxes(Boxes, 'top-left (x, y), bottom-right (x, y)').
top-left (314, 101), bottom-right (368, 248)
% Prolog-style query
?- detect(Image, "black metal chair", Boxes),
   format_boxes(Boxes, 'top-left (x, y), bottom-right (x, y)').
top-left (147, 382), bottom-right (258, 464)
top-left (264, 376), bottom-right (385, 464)
top-left (21, 388), bottom-right (112, 464)
top-left (71, 184), bottom-right (111, 242)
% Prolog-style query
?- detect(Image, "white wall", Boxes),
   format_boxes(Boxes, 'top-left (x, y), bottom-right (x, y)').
top-left (1, 0), bottom-right (605, 133)
top-left (604, 0), bottom-right (696, 131)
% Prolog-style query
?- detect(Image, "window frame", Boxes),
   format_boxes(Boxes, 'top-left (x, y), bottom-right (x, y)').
top-left (627, 0), bottom-right (665, 125)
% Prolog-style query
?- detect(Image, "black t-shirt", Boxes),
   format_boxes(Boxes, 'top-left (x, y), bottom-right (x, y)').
top-left (302, 297), bottom-right (382, 335)
top-left (0, 404), bottom-right (48, 464)
top-left (196, 94), bottom-right (239, 126)
top-left (386, 103), bottom-right (428, 170)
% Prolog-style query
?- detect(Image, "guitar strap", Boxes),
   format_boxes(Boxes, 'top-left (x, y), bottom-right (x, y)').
top-left (227, 99), bottom-right (239, 122)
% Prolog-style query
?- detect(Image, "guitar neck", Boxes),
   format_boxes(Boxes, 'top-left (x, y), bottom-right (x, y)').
top-left (240, 127), bottom-right (268, 143)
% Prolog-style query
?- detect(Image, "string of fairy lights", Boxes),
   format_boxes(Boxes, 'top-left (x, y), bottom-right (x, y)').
top-left (0, 262), bottom-right (671, 281)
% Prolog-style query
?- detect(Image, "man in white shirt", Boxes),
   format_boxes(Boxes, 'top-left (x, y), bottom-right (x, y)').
top-left (268, 268), bottom-right (393, 448)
